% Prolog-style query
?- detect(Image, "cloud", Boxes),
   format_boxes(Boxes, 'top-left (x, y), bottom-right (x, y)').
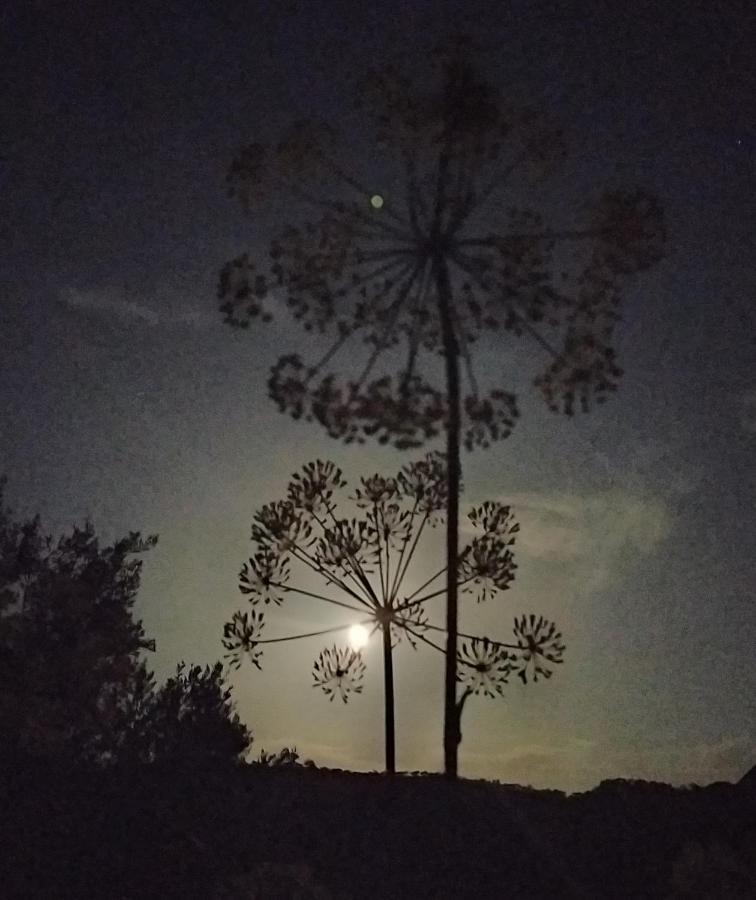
top-left (591, 435), bottom-right (704, 497)
top-left (459, 488), bottom-right (673, 597)
top-left (60, 286), bottom-right (206, 327)
top-left (504, 488), bottom-right (672, 564)
top-left (464, 734), bottom-right (755, 792)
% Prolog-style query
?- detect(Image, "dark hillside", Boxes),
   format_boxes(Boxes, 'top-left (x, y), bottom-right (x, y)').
top-left (2, 759), bottom-right (754, 898)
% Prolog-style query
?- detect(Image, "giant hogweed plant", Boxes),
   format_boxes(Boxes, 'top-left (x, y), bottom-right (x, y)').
top-left (218, 36), bottom-right (663, 775)
top-left (223, 456), bottom-right (564, 773)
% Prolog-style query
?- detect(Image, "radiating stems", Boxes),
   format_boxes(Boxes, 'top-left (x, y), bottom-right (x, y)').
top-left (456, 226), bottom-right (608, 248)
top-left (269, 581), bottom-right (366, 615)
top-left (373, 505), bottom-right (387, 601)
top-left (400, 573), bottom-right (474, 608)
top-left (286, 542), bottom-right (372, 608)
top-left (450, 250), bottom-right (560, 359)
top-left (391, 510), bottom-right (429, 603)
top-left (310, 507), bottom-right (377, 606)
top-left (388, 499), bottom-right (420, 602)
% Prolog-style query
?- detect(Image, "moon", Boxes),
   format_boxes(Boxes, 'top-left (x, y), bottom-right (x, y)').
top-left (348, 624), bottom-right (369, 651)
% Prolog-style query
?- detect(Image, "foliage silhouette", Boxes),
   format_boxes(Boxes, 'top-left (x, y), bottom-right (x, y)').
top-left (124, 661), bottom-right (252, 768)
top-left (255, 745), bottom-right (306, 768)
top-left (219, 35), bottom-right (665, 776)
top-left (224, 456), bottom-right (563, 772)
top-left (0, 480), bottom-right (250, 769)
top-left (0, 478), bottom-right (157, 763)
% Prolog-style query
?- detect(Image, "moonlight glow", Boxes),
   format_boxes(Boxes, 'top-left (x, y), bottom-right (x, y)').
top-left (348, 624), bottom-right (369, 651)
top-left (369, 193), bottom-right (384, 209)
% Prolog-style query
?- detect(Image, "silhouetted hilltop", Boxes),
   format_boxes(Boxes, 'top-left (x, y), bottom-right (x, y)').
top-left (738, 763), bottom-right (756, 791)
top-left (2, 757), bottom-right (754, 898)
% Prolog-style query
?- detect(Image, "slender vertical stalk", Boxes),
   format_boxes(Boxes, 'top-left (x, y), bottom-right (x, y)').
top-left (382, 621), bottom-right (396, 774)
top-left (434, 252), bottom-right (462, 779)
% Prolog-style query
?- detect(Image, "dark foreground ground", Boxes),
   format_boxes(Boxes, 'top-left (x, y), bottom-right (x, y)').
top-left (2, 757), bottom-right (755, 899)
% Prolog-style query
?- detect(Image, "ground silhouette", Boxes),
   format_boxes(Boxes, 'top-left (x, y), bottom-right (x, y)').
top-left (2, 755), bottom-right (754, 898)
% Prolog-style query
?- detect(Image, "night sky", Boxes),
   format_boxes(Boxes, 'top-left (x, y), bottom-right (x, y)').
top-left (2, 0), bottom-right (754, 790)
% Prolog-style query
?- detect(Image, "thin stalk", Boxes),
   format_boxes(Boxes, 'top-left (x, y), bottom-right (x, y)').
top-left (456, 226), bottom-right (608, 248)
top-left (321, 156), bottom-right (411, 232)
top-left (269, 582), bottom-right (366, 615)
top-left (391, 510), bottom-right (430, 601)
top-left (400, 574), bottom-right (474, 608)
top-left (388, 499), bottom-right (420, 602)
top-left (381, 508), bottom-right (391, 604)
top-left (398, 564), bottom-right (448, 607)
top-left (419, 619), bottom-right (521, 651)
top-left (399, 621), bottom-right (448, 657)
top-left (258, 620), bottom-right (371, 645)
top-left (454, 148), bottom-right (530, 233)
top-left (373, 506), bottom-right (387, 601)
top-left (352, 262), bottom-right (421, 393)
top-left (283, 250), bottom-right (409, 303)
top-left (290, 184), bottom-right (411, 241)
top-left (382, 621), bottom-right (396, 774)
top-left (319, 502), bottom-right (380, 605)
top-left (290, 544), bottom-right (370, 605)
top-left (287, 540), bottom-right (373, 608)
top-left (434, 250), bottom-right (462, 780)
top-left (450, 250), bottom-right (560, 359)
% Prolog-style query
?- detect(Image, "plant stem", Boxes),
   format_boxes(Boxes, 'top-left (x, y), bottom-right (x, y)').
top-left (434, 251), bottom-right (461, 780)
top-left (382, 621), bottom-right (396, 774)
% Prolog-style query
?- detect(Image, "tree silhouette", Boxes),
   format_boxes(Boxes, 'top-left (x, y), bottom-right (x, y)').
top-left (0, 479), bottom-right (252, 769)
top-left (218, 35), bottom-right (664, 776)
top-left (223, 456), bottom-right (564, 773)
top-left (126, 661), bottom-right (252, 768)
top-left (0, 478), bottom-right (157, 763)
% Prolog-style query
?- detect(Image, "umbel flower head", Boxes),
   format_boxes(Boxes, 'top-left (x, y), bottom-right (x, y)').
top-left (224, 455), bottom-right (565, 714)
top-left (455, 612), bottom-right (565, 698)
top-left (313, 645), bottom-right (366, 703)
top-left (511, 614), bottom-right (566, 683)
top-left (457, 637), bottom-right (513, 698)
top-left (460, 501), bottom-right (519, 602)
top-left (222, 610), bottom-right (265, 671)
top-left (225, 453), bottom-right (450, 692)
top-left (219, 35), bottom-right (664, 450)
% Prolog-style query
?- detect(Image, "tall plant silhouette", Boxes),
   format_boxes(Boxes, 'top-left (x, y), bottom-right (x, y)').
top-left (222, 455), bottom-right (564, 773)
top-left (219, 36), bottom-right (664, 775)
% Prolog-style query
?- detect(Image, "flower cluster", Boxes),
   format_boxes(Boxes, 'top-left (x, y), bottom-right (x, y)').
top-left (252, 500), bottom-right (308, 552)
top-left (314, 519), bottom-right (371, 575)
top-left (222, 610), bottom-right (265, 671)
top-left (287, 459), bottom-right (346, 516)
top-left (220, 40), bottom-right (664, 450)
top-left (239, 548), bottom-right (289, 606)
top-left (460, 502), bottom-right (519, 601)
top-left (387, 602), bottom-right (430, 649)
top-left (353, 474), bottom-right (398, 507)
top-left (457, 638), bottom-right (513, 698)
top-left (511, 614), bottom-right (565, 683)
top-left (397, 451), bottom-right (447, 519)
top-left (225, 456), bottom-right (446, 702)
top-left (312, 645), bottom-right (366, 703)
top-left (224, 457), bottom-right (565, 721)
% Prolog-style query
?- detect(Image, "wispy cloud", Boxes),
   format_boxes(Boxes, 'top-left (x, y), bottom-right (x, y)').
top-left (507, 490), bottom-right (672, 563)
top-left (60, 286), bottom-right (206, 328)
top-left (459, 487), bottom-right (674, 596)
top-left (465, 734), bottom-right (755, 791)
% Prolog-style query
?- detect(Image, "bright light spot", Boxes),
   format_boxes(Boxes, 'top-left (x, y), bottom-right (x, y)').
top-left (348, 624), bottom-right (369, 651)
top-left (370, 194), bottom-right (384, 209)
